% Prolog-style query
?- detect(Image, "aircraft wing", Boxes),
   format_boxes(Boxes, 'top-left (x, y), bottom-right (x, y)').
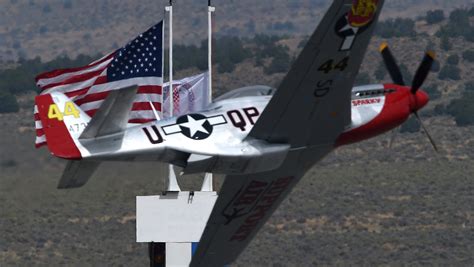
top-left (191, 147), bottom-right (329, 267)
top-left (192, 0), bottom-right (384, 265)
top-left (249, 0), bottom-right (385, 148)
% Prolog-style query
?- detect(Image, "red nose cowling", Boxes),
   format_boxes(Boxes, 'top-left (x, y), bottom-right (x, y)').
top-left (411, 90), bottom-right (429, 112)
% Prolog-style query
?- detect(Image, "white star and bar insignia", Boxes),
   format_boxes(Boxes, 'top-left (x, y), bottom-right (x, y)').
top-left (162, 114), bottom-right (227, 140)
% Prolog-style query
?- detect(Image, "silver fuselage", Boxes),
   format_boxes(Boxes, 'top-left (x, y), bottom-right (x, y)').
top-left (77, 85), bottom-right (387, 174)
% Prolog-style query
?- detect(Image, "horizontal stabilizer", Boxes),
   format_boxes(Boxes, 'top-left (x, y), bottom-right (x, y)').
top-left (58, 160), bottom-right (100, 189)
top-left (80, 85), bottom-right (138, 139)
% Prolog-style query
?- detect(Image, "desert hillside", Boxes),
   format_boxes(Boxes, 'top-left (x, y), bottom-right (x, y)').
top-left (1, 2), bottom-right (474, 266)
top-left (0, 0), bottom-right (472, 60)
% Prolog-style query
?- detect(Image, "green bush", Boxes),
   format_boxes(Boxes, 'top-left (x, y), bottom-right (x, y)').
top-left (440, 36), bottom-right (452, 51)
top-left (462, 50), bottom-right (474, 62)
top-left (424, 84), bottom-right (441, 100)
top-left (264, 46), bottom-right (291, 75)
top-left (215, 36), bottom-right (251, 73)
top-left (438, 65), bottom-right (461, 80)
top-left (431, 60), bottom-right (440, 72)
top-left (0, 54), bottom-right (100, 95)
top-left (426, 10), bottom-right (445, 24)
top-left (446, 92), bottom-right (474, 126)
top-left (465, 81), bottom-right (474, 92)
top-left (400, 116), bottom-right (420, 133)
top-left (0, 91), bottom-right (19, 113)
top-left (433, 104), bottom-right (445, 115)
top-left (375, 18), bottom-right (417, 38)
top-left (1, 159), bottom-right (17, 168)
top-left (173, 43), bottom-right (206, 71)
top-left (217, 57), bottom-right (235, 73)
top-left (436, 8), bottom-right (474, 41)
top-left (446, 54), bottom-right (459, 65)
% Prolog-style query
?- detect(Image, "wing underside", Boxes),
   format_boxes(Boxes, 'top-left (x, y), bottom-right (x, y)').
top-left (190, 147), bottom-right (331, 267)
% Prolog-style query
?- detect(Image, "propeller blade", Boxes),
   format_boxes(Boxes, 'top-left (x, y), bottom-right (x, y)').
top-left (379, 42), bottom-right (405, 86)
top-left (414, 112), bottom-right (438, 152)
top-left (411, 51), bottom-right (436, 94)
top-left (388, 126), bottom-right (401, 149)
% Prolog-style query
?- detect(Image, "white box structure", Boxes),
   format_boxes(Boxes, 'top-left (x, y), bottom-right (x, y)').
top-left (137, 191), bottom-right (217, 242)
top-left (137, 191), bottom-right (217, 266)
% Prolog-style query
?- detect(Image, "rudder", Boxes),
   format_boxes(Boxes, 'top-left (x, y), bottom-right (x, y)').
top-left (35, 92), bottom-right (91, 159)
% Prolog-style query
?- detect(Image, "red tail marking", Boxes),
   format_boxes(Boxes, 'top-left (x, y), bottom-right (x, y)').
top-left (35, 94), bottom-right (82, 159)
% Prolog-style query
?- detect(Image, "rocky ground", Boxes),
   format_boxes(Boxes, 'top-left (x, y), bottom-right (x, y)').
top-left (1, 105), bottom-right (473, 265)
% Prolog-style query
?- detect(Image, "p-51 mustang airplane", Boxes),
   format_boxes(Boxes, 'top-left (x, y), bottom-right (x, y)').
top-left (35, 0), bottom-right (437, 265)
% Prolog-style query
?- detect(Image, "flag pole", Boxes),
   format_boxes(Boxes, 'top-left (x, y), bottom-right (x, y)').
top-left (201, 0), bottom-right (215, 192)
top-left (165, 0), bottom-right (180, 192)
top-left (168, 0), bottom-right (174, 119)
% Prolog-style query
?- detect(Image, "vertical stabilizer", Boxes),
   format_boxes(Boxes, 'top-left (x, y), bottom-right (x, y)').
top-left (35, 92), bottom-right (91, 159)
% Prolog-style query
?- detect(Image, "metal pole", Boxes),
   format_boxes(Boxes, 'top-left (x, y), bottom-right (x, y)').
top-left (165, 0), bottom-right (180, 192)
top-left (201, 0), bottom-right (215, 192)
top-left (168, 0), bottom-right (173, 119)
top-left (160, 19), bottom-right (165, 119)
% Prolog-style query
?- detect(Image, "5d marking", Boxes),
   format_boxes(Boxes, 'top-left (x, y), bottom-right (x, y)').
top-left (48, 102), bottom-right (80, 121)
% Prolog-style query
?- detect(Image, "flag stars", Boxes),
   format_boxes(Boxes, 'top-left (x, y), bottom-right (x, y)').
top-left (108, 22), bottom-right (161, 80)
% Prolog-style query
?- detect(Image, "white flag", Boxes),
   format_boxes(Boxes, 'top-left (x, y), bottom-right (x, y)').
top-left (162, 72), bottom-right (210, 118)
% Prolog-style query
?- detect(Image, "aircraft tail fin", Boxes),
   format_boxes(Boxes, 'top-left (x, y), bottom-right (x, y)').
top-left (35, 92), bottom-right (91, 159)
top-left (79, 85), bottom-right (138, 139)
top-left (58, 160), bottom-right (100, 189)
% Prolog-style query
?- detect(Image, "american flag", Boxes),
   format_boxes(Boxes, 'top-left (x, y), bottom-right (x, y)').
top-left (34, 21), bottom-right (164, 147)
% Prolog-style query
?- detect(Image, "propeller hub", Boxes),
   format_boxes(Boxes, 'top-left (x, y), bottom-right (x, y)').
top-left (410, 90), bottom-right (429, 112)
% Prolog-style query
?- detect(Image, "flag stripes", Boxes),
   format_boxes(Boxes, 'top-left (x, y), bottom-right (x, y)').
top-left (34, 22), bottom-right (164, 147)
